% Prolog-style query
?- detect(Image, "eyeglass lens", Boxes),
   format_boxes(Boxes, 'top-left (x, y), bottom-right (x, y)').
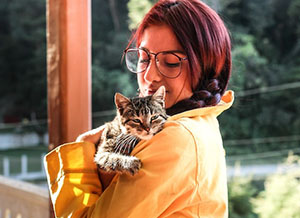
top-left (125, 49), bottom-right (183, 78)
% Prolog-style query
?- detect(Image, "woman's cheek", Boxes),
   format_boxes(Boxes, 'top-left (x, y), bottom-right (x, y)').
top-left (137, 75), bottom-right (145, 97)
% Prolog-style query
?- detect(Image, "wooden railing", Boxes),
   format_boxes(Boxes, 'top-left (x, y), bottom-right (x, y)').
top-left (0, 175), bottom-right (49, 218)
top-left (1, 154), bottom-right (46, 181)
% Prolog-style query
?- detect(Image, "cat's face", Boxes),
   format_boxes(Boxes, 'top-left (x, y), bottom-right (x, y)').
top-left (115, 86), bottom-right (167, 140)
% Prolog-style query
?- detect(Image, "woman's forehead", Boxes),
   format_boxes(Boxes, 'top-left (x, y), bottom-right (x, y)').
top-left (139, 24), bottom-right (183, 53)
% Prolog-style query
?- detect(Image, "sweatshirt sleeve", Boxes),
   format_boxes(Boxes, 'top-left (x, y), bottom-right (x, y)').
top-left (44, 121), bottom-right (198, 218)
top-left (44, 142), bottom-right (103, 217)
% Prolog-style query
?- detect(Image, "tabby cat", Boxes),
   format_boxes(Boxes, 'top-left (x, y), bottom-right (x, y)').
top-left (94, 86), bottom-right (168, 175)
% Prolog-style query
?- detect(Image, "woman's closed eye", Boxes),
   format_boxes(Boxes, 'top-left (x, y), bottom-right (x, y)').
top-left (163, 61), bottom-right (180, 68)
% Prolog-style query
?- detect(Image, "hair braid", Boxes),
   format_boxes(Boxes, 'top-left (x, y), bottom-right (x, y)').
top-left (192, 79), bottom-right (222, 107)
top-left (166, 79), bottom-right (222, 115)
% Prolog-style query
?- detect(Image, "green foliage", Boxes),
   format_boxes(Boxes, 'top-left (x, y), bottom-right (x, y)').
top-left (228, 155), bottom-right (300, 218)
top-left (127, 0), bottom-right (153, 30)
top-left (91, 65), bottom-right (137, 127)
top-left (93, 31), bottom-right (131, 70)
top-left (92, 0), bottom-right (131, 68)
top-left (91, 0), bottom-right (139, 127)
top-left (230, 32), bottom-right (268, 92)
top-left (92, 65), bottom-right (137, 113)
top-left (0, 0), bottom-right (46, 121)
top-left (252, 155), bottom-right (300, 218)
top-left (92, 65), bottom-right (137, 127)
top-left (228, 177), bottom-right (258, 218)
top-left (218, 0), bottom-right (300, 154)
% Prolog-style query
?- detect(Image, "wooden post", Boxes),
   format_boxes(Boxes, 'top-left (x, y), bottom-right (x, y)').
top-left (47, 0), bottom-right (92, 149)
top-left (47, 1), bottom-right (91, 217)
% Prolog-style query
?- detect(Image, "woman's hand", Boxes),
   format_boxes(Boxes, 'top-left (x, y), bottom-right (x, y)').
top-left (76, 125), bottom-right (116, 190)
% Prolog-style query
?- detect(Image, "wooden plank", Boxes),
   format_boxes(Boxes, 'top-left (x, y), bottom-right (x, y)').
top-left (47, 0), bottom-right (92, 149)
top-left (0, 175), bottom-right (49, 218)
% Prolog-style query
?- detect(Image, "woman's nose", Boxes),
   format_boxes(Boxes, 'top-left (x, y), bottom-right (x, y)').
top-left (143, 59), bottom-right (162, 83)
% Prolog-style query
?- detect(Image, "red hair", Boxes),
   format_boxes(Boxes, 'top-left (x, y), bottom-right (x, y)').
top-left (128, 0), bottom-right (231, 107)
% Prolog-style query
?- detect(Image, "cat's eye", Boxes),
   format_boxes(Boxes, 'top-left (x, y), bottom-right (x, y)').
top-left (126, 109), bottom-right (133, 114)
top-left (151, 115), bottom-right (159, 122)
top-left (132, 119), bottom-right (141, 124)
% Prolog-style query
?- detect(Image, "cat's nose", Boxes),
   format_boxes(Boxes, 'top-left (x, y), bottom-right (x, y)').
top-left (144, 127), bottom-right (150, 132)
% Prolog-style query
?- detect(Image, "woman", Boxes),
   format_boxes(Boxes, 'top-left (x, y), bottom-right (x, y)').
top-left (44, 0), bottom-right (234, 217)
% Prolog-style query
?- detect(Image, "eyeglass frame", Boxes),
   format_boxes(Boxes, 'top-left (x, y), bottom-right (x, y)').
top-left (123, 47), bottom-right (188, 79)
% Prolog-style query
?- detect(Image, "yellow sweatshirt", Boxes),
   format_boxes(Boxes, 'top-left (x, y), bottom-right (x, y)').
top-left (44, 91), bottom-right (234, 218)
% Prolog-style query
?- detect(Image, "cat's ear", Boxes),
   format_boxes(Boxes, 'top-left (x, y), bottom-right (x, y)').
top-left (115, 93), bottom-right (130, 112)
top-left (153, 86), bottom-right (166, 107)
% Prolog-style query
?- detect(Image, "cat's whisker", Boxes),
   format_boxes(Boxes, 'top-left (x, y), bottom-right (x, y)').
top-left (115, 142), bottom-right (123, 153)
top-left (126, 136), bottom-right (140, 154)
top-left (119, 136), bottom-right (128, 154)
top-left (114, 144), bottom-right (120, 153)
top-left (127, 136), bottom-right (136, 153)
top-left (115, 134), bottom-right (130, 154)
top-left (114, 137), bottom-right (122, 151)
top-left (115, 137), bottom-right (126, 153)
top-left (129, 138), bottom-right (136, 153)
top-left (121, 143), bottom-right (127, 154)
top-left (127, 136), bottom-right (135, 150)
top-left (134, 137), bottom-right (140, 146)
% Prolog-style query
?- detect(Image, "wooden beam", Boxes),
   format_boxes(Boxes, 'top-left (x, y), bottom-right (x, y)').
top-left (47, 0), bottom-right (92, 149)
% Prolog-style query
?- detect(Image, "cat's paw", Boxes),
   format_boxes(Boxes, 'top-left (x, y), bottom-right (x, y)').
top-left (94, 152), bottom-right (142, 175)
top-left (126, 157), bottom-right (142, 176)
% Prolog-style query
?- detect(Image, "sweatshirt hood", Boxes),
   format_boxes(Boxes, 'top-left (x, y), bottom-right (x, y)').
top-left (168, 90), bottom-right (234, 121)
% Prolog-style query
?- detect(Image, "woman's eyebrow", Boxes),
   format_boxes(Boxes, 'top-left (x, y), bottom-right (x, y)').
top-left (139, 46), bottom-right (185, 54)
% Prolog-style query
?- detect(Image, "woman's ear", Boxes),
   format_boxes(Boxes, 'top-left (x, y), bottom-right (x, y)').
top-left (152, 86), bottom-right (166, 108)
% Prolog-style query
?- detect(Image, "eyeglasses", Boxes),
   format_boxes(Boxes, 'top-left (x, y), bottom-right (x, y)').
top-left (123, 48), bottom-right (188, 79)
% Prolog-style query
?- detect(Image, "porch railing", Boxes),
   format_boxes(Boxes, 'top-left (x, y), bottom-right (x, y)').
top-left (1, 154), bottom-right (46, 181)
top-left (0, 175), bottom-right (49, 218)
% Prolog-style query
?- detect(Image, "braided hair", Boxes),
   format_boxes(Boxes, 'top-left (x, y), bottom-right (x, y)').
top-left (166, 79), bottom-right (222, 115)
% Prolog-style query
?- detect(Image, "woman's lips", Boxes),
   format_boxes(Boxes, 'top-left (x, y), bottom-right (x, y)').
top-left (146, 89), bottom-right (156, 95)
top-left (144, 87), bottom-right (168, 96)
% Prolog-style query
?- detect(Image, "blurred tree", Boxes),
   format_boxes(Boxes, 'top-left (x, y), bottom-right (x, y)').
top-left (218, 0), bottom-right (300, 154)
top-left (228, 177), bottom-right (258, 218)
top-left (127, 0), bottom-right (153, 30)
top-left (92, 0), bottom-right (129, 70)
top-left (91, 0), bottom-right (137, 120)
top-left (253, 155), bottom-right (300, 218)
top-left (92, 64), bottom-right (137, 112)
top-left (0, 0), bottom-right (46, 122)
